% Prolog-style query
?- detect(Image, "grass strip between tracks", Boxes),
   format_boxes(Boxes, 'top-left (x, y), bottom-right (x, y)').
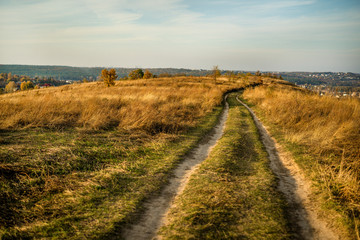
top-left (159, 93), bottom-right (293, 239)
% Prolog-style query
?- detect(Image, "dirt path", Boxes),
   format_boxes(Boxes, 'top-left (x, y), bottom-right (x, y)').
top-left (122, 96), bottom-right (229, 240)
top-left (236, 96), bottom-right (339, 240)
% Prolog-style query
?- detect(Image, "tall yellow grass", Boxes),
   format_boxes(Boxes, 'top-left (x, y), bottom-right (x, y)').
top-left (0, 78), bottom-right (238, 132)
top-left (243, 85), bottom-right (360, 235)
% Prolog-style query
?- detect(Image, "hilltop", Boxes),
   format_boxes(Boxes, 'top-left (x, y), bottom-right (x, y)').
top-left (1, 64), bottom-right (359, 87)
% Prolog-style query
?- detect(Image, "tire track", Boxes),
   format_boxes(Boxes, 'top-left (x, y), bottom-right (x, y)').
top-left (122, 95), bottom-right (229, 240)
top-left (236, 96), bottom-right (339, 240)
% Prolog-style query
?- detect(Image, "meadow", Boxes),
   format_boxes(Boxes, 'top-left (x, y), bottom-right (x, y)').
top-left (0, 77), bottom-right (250, 238)
top-left (159, 93), bottom-right (293, 239)
top-left (1, 75), bottom-right (358, 239)
top-left (243, 83), bottom-right (360, 238)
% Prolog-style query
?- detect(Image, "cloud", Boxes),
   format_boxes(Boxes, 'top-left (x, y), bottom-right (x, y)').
top-left (0, 0), bottom-right (359, 72)
top-left (256, 0), bottom-right (316, 10)
top-left (207, 0), bottom-right (316, 10)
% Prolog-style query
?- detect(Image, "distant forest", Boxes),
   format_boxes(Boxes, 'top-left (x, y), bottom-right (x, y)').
top-left (0, 65), bottom-right (213, 81)
top-left (0, 64), bottom-right (359, 87)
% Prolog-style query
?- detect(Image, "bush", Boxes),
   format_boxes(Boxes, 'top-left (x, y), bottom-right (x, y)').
top-left (5, 81), bottom-right (17, 93)
top-left (20, 81), bottom-right (34, 91)
top-left (143, 70), bottom-right (153, 79)
top-left (129, 69), bottom-right (144, 80)
top-left (100, 69), bottom-right (117, 87)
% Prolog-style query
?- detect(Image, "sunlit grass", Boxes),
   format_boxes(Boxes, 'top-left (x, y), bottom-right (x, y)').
top-left (159, 93), bottom-right (292, 239)
top-left (243, 84), bottom-right (360, 238)
top-left (0, 77), bottom-right (253, 238)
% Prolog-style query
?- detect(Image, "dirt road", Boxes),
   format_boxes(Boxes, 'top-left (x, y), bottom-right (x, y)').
top-left (236, 96), bottom-right (339, 240)
top-left (122, 96), bottom-right (229, 240)
top-left (122, 94), bottom-right (339, 240)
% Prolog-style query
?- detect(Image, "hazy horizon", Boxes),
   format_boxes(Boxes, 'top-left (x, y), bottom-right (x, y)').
top-left (1, 0), bottom-right (359, 73)
top-left (2, 63), bottom-right (360, 74)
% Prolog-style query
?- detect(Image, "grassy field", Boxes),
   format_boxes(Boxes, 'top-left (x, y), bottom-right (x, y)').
top-left (243, 83), bottom-right (360, 238)
top-left (159, 93), bottom-right (293, 239)
top-left (0, 77), bottom-right (254, 238)
top-left (3, 76), bottom-right (355, 239)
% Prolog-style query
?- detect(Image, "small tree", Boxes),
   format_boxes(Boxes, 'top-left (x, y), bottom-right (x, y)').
top-left (129, 69), bottom-right (144, 80)
top-left (5, 81), bottom-right (17, 92)
top-left (100, 68), bottom-right (117, 87)
top-left (82, 77), bottom-right (88, 83)
top-left (212, 65), bottom-right (221, 84)
top-left (7, 72), bottom-right (12, 82)
top-left (143, 70), bottom-right (153, 79)
top-left (27, 81), bottom-right (34, 89)
top-left (20, 81), bottom-right (34, 91)
top-left (20, 81), bottom-right (27, 91)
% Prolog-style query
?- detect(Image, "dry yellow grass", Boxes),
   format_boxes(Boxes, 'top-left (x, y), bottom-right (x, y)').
top-left (1, 76), bottom-right (256, 238)
top-left (243, 85), bottom-right (360, 237)
top-left (0, 77), bottom-right (247, 132)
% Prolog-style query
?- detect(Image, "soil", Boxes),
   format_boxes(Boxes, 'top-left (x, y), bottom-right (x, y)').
top-left (122, 96), bottom-right (229, 240)
top-left (236, 96), bottom-right (339, 240)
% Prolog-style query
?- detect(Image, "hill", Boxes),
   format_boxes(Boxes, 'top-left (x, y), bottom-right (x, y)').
top-left (1, 64), bottom-right (359, 87)
top-left (0, 76), bottom-right (358, 238)
top-left (0, 76), bottom-right (254, 238)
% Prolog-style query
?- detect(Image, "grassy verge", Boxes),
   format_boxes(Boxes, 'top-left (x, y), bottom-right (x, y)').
top-left (0, 104), bottom-right (224, 239)
top-left (159, 93), bottom-right (293, 239)
top-left (242, 85), bottom-right (359, 239)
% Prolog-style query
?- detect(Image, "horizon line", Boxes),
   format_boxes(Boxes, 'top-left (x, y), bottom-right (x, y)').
top-left (0, 63), bottom-right (359, 74)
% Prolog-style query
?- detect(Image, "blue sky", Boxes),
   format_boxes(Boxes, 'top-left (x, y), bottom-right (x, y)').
top-left (0, 0), bottom-right (359, 72)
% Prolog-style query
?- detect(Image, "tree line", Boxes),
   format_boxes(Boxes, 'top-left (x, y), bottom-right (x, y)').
top-left (0, 65), bottom-right (215, 81)
top-left (100, 69), bottom-right (155, 87)
top-left (0, 72), bottom-right (69, 93)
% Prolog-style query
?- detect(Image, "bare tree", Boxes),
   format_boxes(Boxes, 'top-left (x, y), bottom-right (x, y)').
top-left (212, 65), bottom-right (221, 84)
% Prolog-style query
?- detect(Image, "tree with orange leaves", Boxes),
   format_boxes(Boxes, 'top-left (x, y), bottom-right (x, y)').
top-left (101, 68), bottom-right (117, 87)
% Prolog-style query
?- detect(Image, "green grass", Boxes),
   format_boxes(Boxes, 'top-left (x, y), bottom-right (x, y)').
top-left (0, 105), bottom-right (224, 239)
top-left (158, 93), bottom-right (293, 239)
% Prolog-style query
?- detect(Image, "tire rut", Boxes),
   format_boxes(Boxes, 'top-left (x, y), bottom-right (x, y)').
top-left (236, 96), bottom-right (339, 240)
top-left (122, 95), bottom-right (229, 240)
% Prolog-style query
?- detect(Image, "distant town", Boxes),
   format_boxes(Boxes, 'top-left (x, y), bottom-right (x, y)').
top-left (280, 71), bottom-right (360, 87)
top-left (297, 84), bottom-right (360, 98)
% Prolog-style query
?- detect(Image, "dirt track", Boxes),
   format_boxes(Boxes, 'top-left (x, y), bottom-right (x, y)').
top-left (122, 96), bottom-right (229, 240)
top-left (236, 96), bottom-right (339, 240)
top-left (122, 94), bottom-right (339, 240)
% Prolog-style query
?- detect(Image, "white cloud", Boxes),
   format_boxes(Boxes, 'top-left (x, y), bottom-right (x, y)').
top-left (0, 0), bottom-right (359, 72)
top-left (256, 0), bottom-right (316, 10)
top-left (209, 0), bottom-right (316, 10)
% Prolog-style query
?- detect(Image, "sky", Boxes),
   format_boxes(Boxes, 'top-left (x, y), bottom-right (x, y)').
top-left (0, 0), bottom-right (359, 72)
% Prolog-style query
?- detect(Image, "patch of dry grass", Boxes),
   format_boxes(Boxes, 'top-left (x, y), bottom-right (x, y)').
top-left (0, 77), bottom-right (246, 132)
top-left (243, 85), bottom-right (360, 237)
top-left (0, 77), bottom-right (253, 238)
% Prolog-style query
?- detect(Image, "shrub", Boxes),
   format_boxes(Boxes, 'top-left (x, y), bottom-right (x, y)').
top-left (143, 70), bottom-right (153, 79)
top-left (100, 69), bottom-right (117, 87)
top-left (129, 69), bottom-right (144, 80)
top-left (5, 81), bottom-right (17, 93)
